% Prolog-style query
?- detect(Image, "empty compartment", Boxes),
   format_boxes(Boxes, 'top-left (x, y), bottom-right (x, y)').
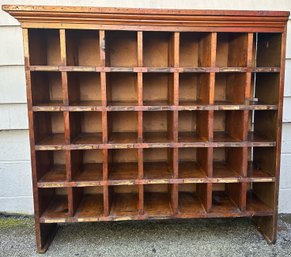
top-left (33, 112), bottom-right (65, 145)
top-left (107, 73), bottom-right (138, 106)
top-left (180, 32), bottom-right (212, 67)
top-left (71, 150), bottom-right (103, 181)
top-left (216, 33), bottom-right (248, 67)
top-left (143, 32), bottom-right (175, 67)
top-left (178, 111), bottom-right (210, 142)
top-left (66, 30), bottom-right (100, 66)
top-left (36, 150), bottom-right (66, 183)
top-left (256, 33), bottom-right (282, 67)
top-left (28, 29), bottom-right (61, 65)
top-left (69, 112), bottom-right (102, 144)
top-left (31, 72), bottom-right (62, 106)
top-left (246, 182), bottom-right (274, 214)
top-left (39, 188), bottom-right (69, 220)
top-left (179, 73), bottom-right (210, 105)
top-left (178, 184), bottom-right (208, 215)
top-left (143, 111), bottom-right (174, 143)
top-left (144, 184), bottom-right (174, 217)
top-left (248, 110), bottom-right (277, 142)
top-left (144, 148), bottom-right (174, 179)
top-left (214, 110), bottom-right (245, 142)
top-left (251, 73), bottom-right (280, 105)
top-left (73, 187), bottom-right (104, 218)
top-left (105, 31), bottom-right (137, 67)
top-left (67, 72), bottom-right (101, 106)
top-left (247, 147), bottom-right (276, 178)
top-left (109, 185), bottom-right (139, 217)
top-left (211, 183), bottom-right (242, 213)
top-left (143, 73), bottom-right (174, 106)
top-left (178, 148), bottom-right (208, 179)
top-left (108, 149), bottom-right (138, 180)
top-left (213, 147), bottom-right (244, 178)
top-left (214, 73), bottom-right (246, 104)
top-left (108, 111), bottom-right (138, 143)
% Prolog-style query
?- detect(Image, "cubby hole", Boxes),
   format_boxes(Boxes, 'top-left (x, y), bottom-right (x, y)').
top-left (31, 72), bottom-right (62, 106)
top-left (179, 73), bottom-right (210, 105)
top-left (247, 110), bottom-right (277, 142)
top-left (214, 73), bottom-right (246, 104)
top-left (178, 148), bottom-right (208, 179)
top-left (105, 31), bottom-right (137, 67)
top-left (247, 147), bottom-right (276, 178)
top-left (143, 111), bottom-right (173, 143)
top-left (211, 183), bottom-right (242, 213)
top-left (178, 184), bottom-right (208, 215)
top-left (143, 32), bottom-right (174, 67)
top-left (178, 111), bottom-right (210, 142)
top-left (106, 73), bottom-right (138, 106)
top-left (143, 73), bottom-right (174, 106)
top-left (250, 73), bottom-right (280, 105)
top-left (69, 112), bottom-right (102, 144)
top-left (144, 184), bottom-right (174, 217)
top-left (66, 30), bottom-right (100, 66)
top-left (108, 111), bottom-right (138, 143)
top-left (213, 148), bottom-right (244, 178)
top-left (71, 150), bottom-right (103, 182)
top-left (67, 72), bottom-right (101, 106)
top-left (33, 112), bottom-right (65, 145)
top-left (216, 33), bottom-right (248, 67)
top-left (108, 149), bottom-right (138, 180)
top-left (213, 110), bottom-right (245, 142)
top-left (143, 148), bottom-right (174, 179)
top-left (256, 33), bottom-right (281, 67)
top-left (39, 188), bottom-right (69, 219)
top-left (180, 32), bottom-right (212, 67)
top-left (72, 187), bottom-right (104, 218)
top-left (109, 185), bottom-right (139, 217)
top-left (36, 150), bottom-right (66, 183)
top-left (246, 182), bottom-right (274, 214)
top-left (28, 29), bottom-right (61, 65)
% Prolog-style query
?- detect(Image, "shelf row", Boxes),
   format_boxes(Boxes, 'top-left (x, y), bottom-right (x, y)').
top-left (30, 71), bottom-right (280, 106)
top-left (32, 110), bottom-right (278, 148)
top-left (28, 29), bottom-right (282, 68)
top-left (38, 182), bottom-right (274, 223)
top-left (36, 147), bottom-right (276, 188)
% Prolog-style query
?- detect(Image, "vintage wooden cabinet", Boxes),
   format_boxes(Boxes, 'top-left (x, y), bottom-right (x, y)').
top-left (3, 5), bottom-right (289, 253)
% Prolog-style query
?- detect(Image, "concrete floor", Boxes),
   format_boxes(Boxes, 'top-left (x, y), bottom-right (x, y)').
top-left (0, 214), bottom-right (291, 257)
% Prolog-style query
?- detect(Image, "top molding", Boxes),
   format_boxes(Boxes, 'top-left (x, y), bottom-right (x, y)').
top-left (2, 5), bottom-right (290, 32)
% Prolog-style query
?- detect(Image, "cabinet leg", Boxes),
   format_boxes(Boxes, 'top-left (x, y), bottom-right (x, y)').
top-left (35, 223), bottom-right (58, 253)
top-left (253, 215), bottom-right (277, 244)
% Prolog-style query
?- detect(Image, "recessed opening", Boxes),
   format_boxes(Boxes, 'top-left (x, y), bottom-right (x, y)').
top-left (66, 30), bottom-right (100, 66)
top-left (67, 72), bottom-right (101, 106)
top-left (69, 112), bottom-right (102, 144)
top-left (143, 32), bottom-right (174, 67)
top-left (144, 148), bottom-right (173, 179)
top-left (216, 33), bottom-right (248, 67)
top-left (28, 29), bottom-right (61, 65)
top-left (105, 31), bottom-right (137, 67)
top-left (108, 111), bottom-right (138, 143)
top-left (180, 32), bottom-right (212, 67)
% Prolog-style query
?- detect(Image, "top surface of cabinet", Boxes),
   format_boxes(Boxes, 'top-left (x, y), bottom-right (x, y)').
top-left (2, 5), bottom-right (289, 32)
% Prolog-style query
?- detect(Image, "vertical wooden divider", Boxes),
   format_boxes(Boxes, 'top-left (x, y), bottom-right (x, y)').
top-left (171, 32), bottom-right (179, 215)
top-left (137, 31), bottom-right (144, 215)
top-left (100, 30), bottom-right (109, 216)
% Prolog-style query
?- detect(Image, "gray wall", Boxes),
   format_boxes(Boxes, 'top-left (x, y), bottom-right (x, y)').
top-left (0, 0), bottom-right (291, 214)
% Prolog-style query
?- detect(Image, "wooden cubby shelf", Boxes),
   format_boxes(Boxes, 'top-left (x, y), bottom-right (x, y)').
top-left (3, 5), bottom-right (288, 252)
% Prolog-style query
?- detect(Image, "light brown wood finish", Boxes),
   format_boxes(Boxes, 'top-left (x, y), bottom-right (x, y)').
top-left (3, 5), bottom-right (288, 253)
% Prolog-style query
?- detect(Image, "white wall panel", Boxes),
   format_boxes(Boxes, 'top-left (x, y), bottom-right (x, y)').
top-left (0, 104), bottom-right (28, 130)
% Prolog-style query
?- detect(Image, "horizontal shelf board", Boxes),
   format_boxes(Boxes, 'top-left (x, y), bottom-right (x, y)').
top-left (34, 140), bottom-right (277, 151)
top-left (246, 192), bottom-right (273, 214)
top-left (110, 193), bottom-right (139, 217)
top-left (75, 194), bottom-right (104, 219)
top-left (38, 165), bottom-right (66, 183)
top-left (72, 133), bottom-right (103, 145)
top-left (74, 163), bottom-right (103, 182)
top-left (36, 134), bottom-right (65, 147)
top-left (40, 195), bottom-right (69, 221)
top-left (31, 104), bottom-right (278, 112)
top-left (29, 66), bottom-right (281, 73)
top-left (213, 162), bottom-right (240, 178)
top-left (178, 162), bottom-right (206, 179)
top-left (109, 163), bottom-right (138, 180)
top-left (144, 162), bottom-right (172, 180)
